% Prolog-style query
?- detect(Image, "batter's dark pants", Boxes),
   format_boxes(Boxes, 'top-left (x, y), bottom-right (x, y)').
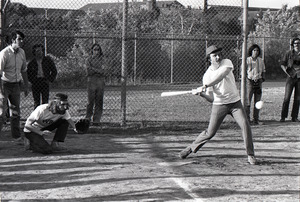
top-left (24, 119), bottom-right (69, 154)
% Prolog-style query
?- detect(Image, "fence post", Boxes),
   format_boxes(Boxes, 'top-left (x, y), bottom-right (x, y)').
top-left (170, 31), bottom-right (174, 83)
top-left (262, 36), bottom-right (265, 61)
top-left (121, 0), bottom-right (128, 126)
top-left (236, 35), bottom-right (240, 78)
top-left (92, 32), bottom-right (95, 44)
top-left (241, 0), bottom-right (248, 106)
top-left (44, 9), bottom-right (48, 55)
top-left (205, 35), bottom-right (208, 51)
top-left (134, 32), bottom-right (137, 85)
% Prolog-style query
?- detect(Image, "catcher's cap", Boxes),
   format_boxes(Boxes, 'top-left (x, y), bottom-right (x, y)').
top-left (54, 93), bottom-right (68, 101)
top-left (206, 45), bottom-right (222, 57)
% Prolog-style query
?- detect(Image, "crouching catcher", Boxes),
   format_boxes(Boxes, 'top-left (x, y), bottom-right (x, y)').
top-left (23, 93), bottom-right (78, 154)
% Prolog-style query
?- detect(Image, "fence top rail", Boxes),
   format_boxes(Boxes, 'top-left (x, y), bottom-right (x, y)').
top-left (12, 29), bottom-right (243, 40)
top-left (9, 29), bottom-right (295, 41)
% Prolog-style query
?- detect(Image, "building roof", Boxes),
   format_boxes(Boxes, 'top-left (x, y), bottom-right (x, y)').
top-left (80, 0), bottom-right (184, 12)
top-left (206, 5), bottom-right (280, 21)
top-left (30, 7), bottom-right (85, 17)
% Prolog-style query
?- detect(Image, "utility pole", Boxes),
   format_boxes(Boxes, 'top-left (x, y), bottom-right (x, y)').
top-left (44, 9), bottom-right (48, 55)
top-left (203, 0), bottom-right (207, 13)
top-left (241, 0), bottom-right (248, 106)
top-left (121, 0), bottom-right (128, 126)
top-left (204, 0), bottom-right (208, 55)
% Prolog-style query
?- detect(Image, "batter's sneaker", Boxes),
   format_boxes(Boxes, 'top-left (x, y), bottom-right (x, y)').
top-left (179, 146), bottom-right (192, 159)
top-left (248, 155), bottom-right (257, 165)
top-left (51, 141), bottom-right (67, 152)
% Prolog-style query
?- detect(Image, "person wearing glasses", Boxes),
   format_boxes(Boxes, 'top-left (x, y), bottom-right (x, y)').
top-left (23, 93), bottom-right (77, 154)
top-left (85, 43), bottom-right (108, 125)
top-left (27, 43), bottom-right (57, 109)
top-left (0, 30), bottom-right (29, 144)
top-left (280, 37), bottom-right (300, 122)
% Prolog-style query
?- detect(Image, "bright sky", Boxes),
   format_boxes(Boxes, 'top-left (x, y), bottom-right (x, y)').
top-left (10, 0), bottom-right (299, 9)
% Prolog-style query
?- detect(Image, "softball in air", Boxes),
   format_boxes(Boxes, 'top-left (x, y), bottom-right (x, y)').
top-left (255, 101), bottom-right (264, 109)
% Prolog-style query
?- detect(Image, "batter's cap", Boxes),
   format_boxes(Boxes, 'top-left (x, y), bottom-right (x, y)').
top-left (206, 45), bottom-right (223, 57)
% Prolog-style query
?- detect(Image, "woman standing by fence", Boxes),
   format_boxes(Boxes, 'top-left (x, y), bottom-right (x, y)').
top-left (85, 43), bottom-right (108, 125)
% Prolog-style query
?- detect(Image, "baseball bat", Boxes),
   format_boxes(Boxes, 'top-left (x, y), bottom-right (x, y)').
top-left (161, 90), bottom-right (194, 97)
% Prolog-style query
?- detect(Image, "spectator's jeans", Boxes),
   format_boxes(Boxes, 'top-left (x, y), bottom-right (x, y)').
top-left (281, 77), bottom-right (300, 119)
top-left (245, 79), bottom-right (262, 122)
top-left (190, 100), bottom-right (255, 156)
top-left (0, 81), bottom-right (21, 138)
top-left (85, 77), bottom-right (105, 123)
top-left (32, 78), bottom-right (50, 109)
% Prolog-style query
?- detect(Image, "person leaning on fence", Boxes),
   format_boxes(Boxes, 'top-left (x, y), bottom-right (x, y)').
top-left (85, 43), bottom-right (108, 125)
top-left (0, 30), bottom-right (29, 144)
top-left (23, 93), bottom-right (78, 154)
top-left (179, 45), bottom-right (257, 165)
top-left (245, 44), bottom-right (266, 125)
top-left (280, 37), bottom-right (300, 122)
top-left (27, 43), bottom-right (57, 109)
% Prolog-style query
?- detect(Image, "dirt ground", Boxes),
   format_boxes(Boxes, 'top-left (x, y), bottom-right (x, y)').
top-left (0, 120), bottom-right (299, 202)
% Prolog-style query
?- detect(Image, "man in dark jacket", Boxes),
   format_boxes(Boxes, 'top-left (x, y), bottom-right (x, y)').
top-left (27, 44), bottom-right (57, 109)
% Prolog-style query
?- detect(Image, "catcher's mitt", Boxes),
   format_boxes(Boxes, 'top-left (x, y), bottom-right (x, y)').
top-left (75, 119), bottom-right (90, 134)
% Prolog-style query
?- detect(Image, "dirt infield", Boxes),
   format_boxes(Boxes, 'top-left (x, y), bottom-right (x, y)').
top-left (0, 120), bottom-right (299, 201)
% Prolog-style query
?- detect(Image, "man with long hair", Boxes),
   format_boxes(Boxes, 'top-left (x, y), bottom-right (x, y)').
top-left (280, 37), bottom-right (300, 122)
top-left (23, 93), bottom-right (77, 154)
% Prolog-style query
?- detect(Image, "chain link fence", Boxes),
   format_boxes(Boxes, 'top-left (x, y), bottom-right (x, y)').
top-left (1, 0), bottom-right (299, 128)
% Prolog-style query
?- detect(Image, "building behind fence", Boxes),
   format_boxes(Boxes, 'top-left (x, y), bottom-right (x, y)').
top-left (0, 0), bottom-right (299, 126)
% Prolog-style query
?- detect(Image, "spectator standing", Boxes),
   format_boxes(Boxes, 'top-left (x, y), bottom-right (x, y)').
top-left (27, 44), bottom-right (57, 109)
top-left (85, 43), bottom-right (107, 124)
top-left (280, 37), bottom-right (300, 122)
top-left (245, 44), bottom-right (266, 125)
top-left (0, 30), bottom-right (29, 143)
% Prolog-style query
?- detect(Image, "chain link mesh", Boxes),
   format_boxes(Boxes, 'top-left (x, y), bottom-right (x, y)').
top-left (1, 0), bottom-right (299, 128)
